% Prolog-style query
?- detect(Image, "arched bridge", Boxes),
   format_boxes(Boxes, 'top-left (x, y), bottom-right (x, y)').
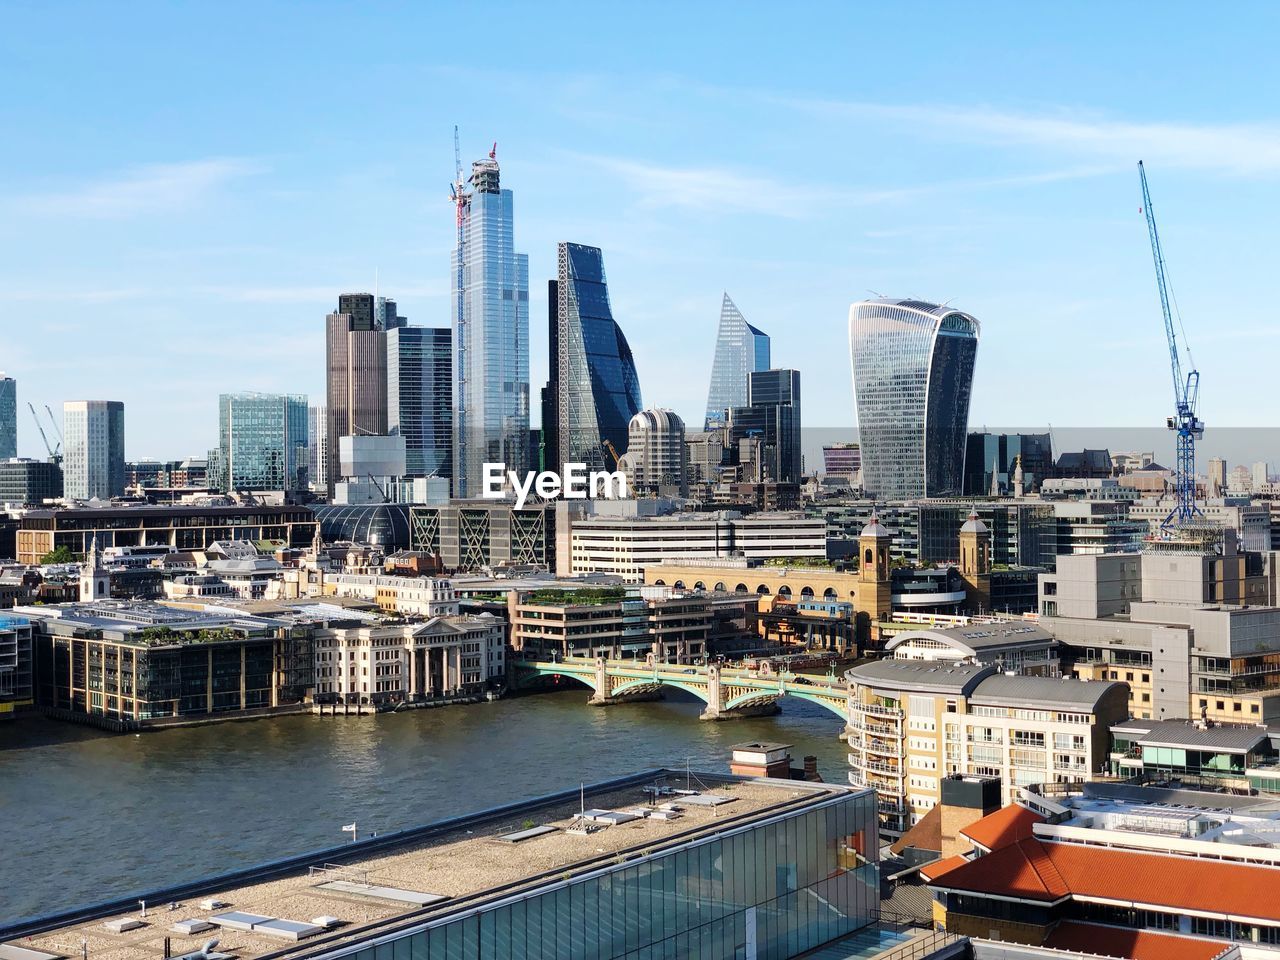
top-left (512, 656), bottom-right (850, 721)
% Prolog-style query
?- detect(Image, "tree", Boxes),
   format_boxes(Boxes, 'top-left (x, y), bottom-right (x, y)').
top-left (39, 545), bottom-right (75, 565)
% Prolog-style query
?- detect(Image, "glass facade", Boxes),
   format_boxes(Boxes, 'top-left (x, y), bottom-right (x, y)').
top-left (964, 432), bottom-right (1052, 496)
top-left (556, 243), bottom-right (643, 471)
top-left (340, 789), bottom-right (878, 960)
top-left (0, 376), bottom-right (15, 459)
top-left (452, 158), bottom-right (530, 497)
top-left (326, 293), bottom-right (390, 497)
top-left (314, 503), bottom-right (412, 549)
top-left (212, 393), bottom-right (308, 493)
top-left (730, 369), bottom-right (802, 484)
top-left (848, 299), bottom-right (979, 500)
top-left (62, 400), bottom-right (126, 500)
top-left (390, 326), bottom-right (453, 479)
top-left (706, 293), bottom-right (770, 428)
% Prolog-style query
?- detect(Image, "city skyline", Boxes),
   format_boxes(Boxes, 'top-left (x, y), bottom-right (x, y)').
top-left (7, 4), bottom-right (1280, 464)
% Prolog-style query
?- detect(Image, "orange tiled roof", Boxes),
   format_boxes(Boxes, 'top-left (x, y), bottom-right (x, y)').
top-left (919, 854), bottom-right (967, 883)
top-left (1044, 921), bottom-right (1232, 960)
top-left (959, 803), bottom-right (1044, 851)
top-left (929, 836), bottom-right (1280, 923)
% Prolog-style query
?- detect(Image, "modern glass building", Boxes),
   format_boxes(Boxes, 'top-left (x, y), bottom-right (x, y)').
top-left (389, 326), bottom-right (453, 480)
top-left (452, 153), bottom-right (530, 497)
top-left (313, 502), bottom-right (412, 549)
top-left (211, 392), bottom-right (308, 493)
top-left (730, 369), bottom-right (802, 484)
top-left (62, 400), bottom-right (125, 500)
top-left (706, 293), bottom-right (770, 428)
top-left (964, 431), bottom-right (1052, 496)
top-left (0, 374), bottom-right (15, 459)
top-left (308, 404), bottom-right (328, 493)
top-left (554, 242), bottom-right (643, 471)
top-left (848, 299), bottom-right (980, 500)
top-left (326, 292), bottom-right (389, 498)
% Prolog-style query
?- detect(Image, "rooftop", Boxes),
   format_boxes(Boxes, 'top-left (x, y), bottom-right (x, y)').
top-left (4, 772), bottom-right (858, 960)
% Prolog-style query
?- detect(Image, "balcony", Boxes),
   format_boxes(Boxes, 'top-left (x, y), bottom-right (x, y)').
top-left (848, 753), bottom-right (903, 777)
top-left (852, 701), bottom-right (903, 720)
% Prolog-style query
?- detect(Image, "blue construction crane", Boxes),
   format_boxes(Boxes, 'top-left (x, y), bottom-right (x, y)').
top-left (1138, 161), bottom-right (1203, 530)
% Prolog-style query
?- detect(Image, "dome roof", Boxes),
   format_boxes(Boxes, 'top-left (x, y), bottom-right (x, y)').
top-left (629, 407), bottom-right (685, 433)
top-left (960, 508), bottom-right (989, 535)
top-left (860, 513), bottom-right (892, 539)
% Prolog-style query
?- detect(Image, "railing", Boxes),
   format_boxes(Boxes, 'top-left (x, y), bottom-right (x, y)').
top-left (853, 701), bottom-right (903, 719)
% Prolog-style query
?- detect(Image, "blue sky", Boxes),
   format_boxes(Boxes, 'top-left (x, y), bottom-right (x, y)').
top-left (4, 1), bottom-right (1279, 461)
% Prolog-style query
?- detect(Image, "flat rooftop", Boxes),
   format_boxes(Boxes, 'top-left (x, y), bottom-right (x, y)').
top-left (6, 772), bottom-right (856, 960)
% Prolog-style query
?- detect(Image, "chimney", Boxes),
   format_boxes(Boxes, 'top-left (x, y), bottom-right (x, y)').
top-left (803, 756), bottom-right (822, 782)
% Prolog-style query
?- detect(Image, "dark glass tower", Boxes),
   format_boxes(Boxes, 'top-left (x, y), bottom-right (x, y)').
top-left (389, 326), bottom-right (453, 480)
top-left (848, 298), bottom-right (980, 499)
top-left (554, 243), bottom-right (642, 471)
top-left (729, 369), bottom-right (802, 483)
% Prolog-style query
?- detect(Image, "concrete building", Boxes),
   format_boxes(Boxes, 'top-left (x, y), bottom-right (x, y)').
top-left (307, 404), bottom-right (328, 493)
top-left (0, 458), bottom-right (63, 506)
top-left (409, 500), bottom-right (554, 570)
top-left (1208, 456), bottom-right (1228, 497)
top-left (62, 399), bottom-right (125, 500)
top-left (333, 434), bottom-right (408, 505)
top-left (322, 573), bottom-right (460, 617)
top-left (0, 612), bottom-right (33, 719)
top-left (1049, 499), bottom-right (1146, 556)
top-left (510, 588), bottom-right (710, 663)
top-left (618, 408), bottom-right (687, 497)
top-left (845, 658), bottom-right (1128, 834)
top-left (0, 374), bottom-right (15, 459)
top-left (325, 293), bottom-right (390, 497)
top-left (9, 771), bottom-right (882, 960)
top-left (1129, 496), bottom-right (1272, 553)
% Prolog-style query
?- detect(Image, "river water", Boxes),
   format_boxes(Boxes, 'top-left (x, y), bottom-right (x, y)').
top-left (0, 690), bottom-right (848, 924)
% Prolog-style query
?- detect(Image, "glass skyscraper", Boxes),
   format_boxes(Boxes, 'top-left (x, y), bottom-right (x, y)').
top-left (848, 298), bottom-right (980, 499)
top-left (554, 242), bottom-right (642, 471)
top-left (389, 326), bottom-right (453, 480)
top-left (452, 154), bottom-right (529, 497)
top-left (0, 375), bottom-right (15, 459)
top-left (62, 400), bottom-right (125, 500)
top-left (211, 392), bottom-right (308, 493)
top-left (730, 369), bottom-right (802, 484)
top-left (706, 293), bottom-right (770, 428)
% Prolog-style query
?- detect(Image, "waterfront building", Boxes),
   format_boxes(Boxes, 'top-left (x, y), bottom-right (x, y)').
top-left (0, 457), bottom-right (63, 506)
top-left (62, 399), bottom-right (125, 500)
top-left (452, 149), bottom-right (529, 498)
top-left (848, 299), bottom-right (979, 499)
top-left (562, 505), bottom-right (826, 581)
top-left (209, 392), bottom-right (308, 494)
top-left (0, 374), bottom-right (15, 459)
top-left (884, 621), bottom-right (1058, 675)
top-left (822, 442), bottom-right (860, 481)
top-left (729, 368), bottom-right (802, 485)
top-left (15, 502), bottom-right (318, 564)
top-left (410, 499), bottom-right (554, 570)
top-left (388, 325), bottom-right (452, 481)
top-left (705, 292), bottom-right (770, 428)
top-left (924, 780), bottom-right (1280, 955)
top-left (963, 432), bottom-right (1051, 496)
top-left (18, 600), bottom-right (313, 724)
top-left (844, 658), bottom-right (1128, 834)
top-left (8, 770), bottom-right (881, 960)
top-left (511, 587), bottom-right (710, 662)
top-left (0, 613), bottom-right (33, 719)
top-left (549, 242), bottom-right (642, 472)
top-left (326, 292), bottom-right (389, 497)
top-left (618, 408), bottom-right (687, 497)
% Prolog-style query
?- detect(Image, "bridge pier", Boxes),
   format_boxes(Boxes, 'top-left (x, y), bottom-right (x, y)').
top-left (700, 701), bottom-right (783, 721)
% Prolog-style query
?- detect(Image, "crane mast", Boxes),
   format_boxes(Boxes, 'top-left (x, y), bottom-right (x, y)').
top-left (1138, 161), bottom-right (1203, 530)
top-left (451, 126), bottom-right (470, 478)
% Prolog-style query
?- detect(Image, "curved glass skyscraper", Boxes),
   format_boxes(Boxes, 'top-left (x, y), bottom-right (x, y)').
top-left (848, 298), bottom-right (979, 499)
top-left (705, 292), bottom-right (770, 428)
top-left (555, 242), bottom-right (642, 470)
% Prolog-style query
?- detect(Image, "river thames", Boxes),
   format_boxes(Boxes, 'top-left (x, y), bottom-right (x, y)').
top-left (0, 690), bottom-right (848, 923)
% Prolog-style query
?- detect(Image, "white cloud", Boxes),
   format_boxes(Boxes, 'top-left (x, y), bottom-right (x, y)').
top-left (14, 158), bottom-right (264, 219)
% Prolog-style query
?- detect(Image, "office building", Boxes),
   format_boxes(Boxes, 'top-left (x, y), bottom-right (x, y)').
top-left (15, 502), bottom-right (318, 564)
top-left (1255, 460), bottom-right (1271, 489)
top-left (388, 326), bottom-right (452, 482)
top-left (511, 588), bottom-right (711, 663)
top-left (845, 658), bottom-right (1127, 834)
top-left (963, 431), bottom-right (1051, 496)
top-left (307, 404), bottom-right (328, 493)
top-left (0, 458), bottom-right (63, 506)
top-left (729, 368), bottom-right (802, 484)
top-left (410, 500), bottom-right (554, 570)
top-left (452, 149), bottom-right (530, 497)
top-left (1208, 456), bottom-right (1228, 497)
top-left (0, 374), bottom-right (15, 459)
top-left (62, 400), bottom-right (125, 500)
top-left (0, 613), bottom-right (33, 719)
top-left (15, 770), bottom-right (881, 960)
top-left (551, 242), bottom-right (642, 471)
top-left (618, 408), bottom-right (687, 497)
top-left (848, 299), bottom-right (979, 499)
top-left (705, 292), bottom-right (770, 428)
top-left (822, 442), bottom-right (860, 480)
top-left (325, 292), bottom-right (389, 497)
top-left (210, 392), bottom-right (308, 494)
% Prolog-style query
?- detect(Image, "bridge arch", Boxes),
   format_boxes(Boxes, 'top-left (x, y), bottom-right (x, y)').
top-left (611, 678), bottom-right (713, 704)
top-left (723, 687), bottom-right (848, 719)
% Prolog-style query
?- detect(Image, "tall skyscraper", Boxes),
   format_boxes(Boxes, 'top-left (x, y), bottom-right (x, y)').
top-left (210, 393), bottom-right (308, 493)
top-left (326, 292), bottom-right (389, 497)
top-left (553, 243), bottom-right (642, 471)
top-left (705, 293), bottom-right (770, 428)
top-left (538, 280), bottom-right (559, 472)
top-left (62, 400), bottom-right (125, 500)
top-left (0, 374), bottom-right (15, 459)
top-left (308, 404), bottom-right (328, 493)
top-left (451, 149), bottom-right (529, 497)
top-left (849, 298), bottom-right (980, 499)
top-left (619, 408), bottom-right (688, 497)
top-left (729, 369), bottom-right (802, 483)
top-left (388, 326), bottom-right (453, 480)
